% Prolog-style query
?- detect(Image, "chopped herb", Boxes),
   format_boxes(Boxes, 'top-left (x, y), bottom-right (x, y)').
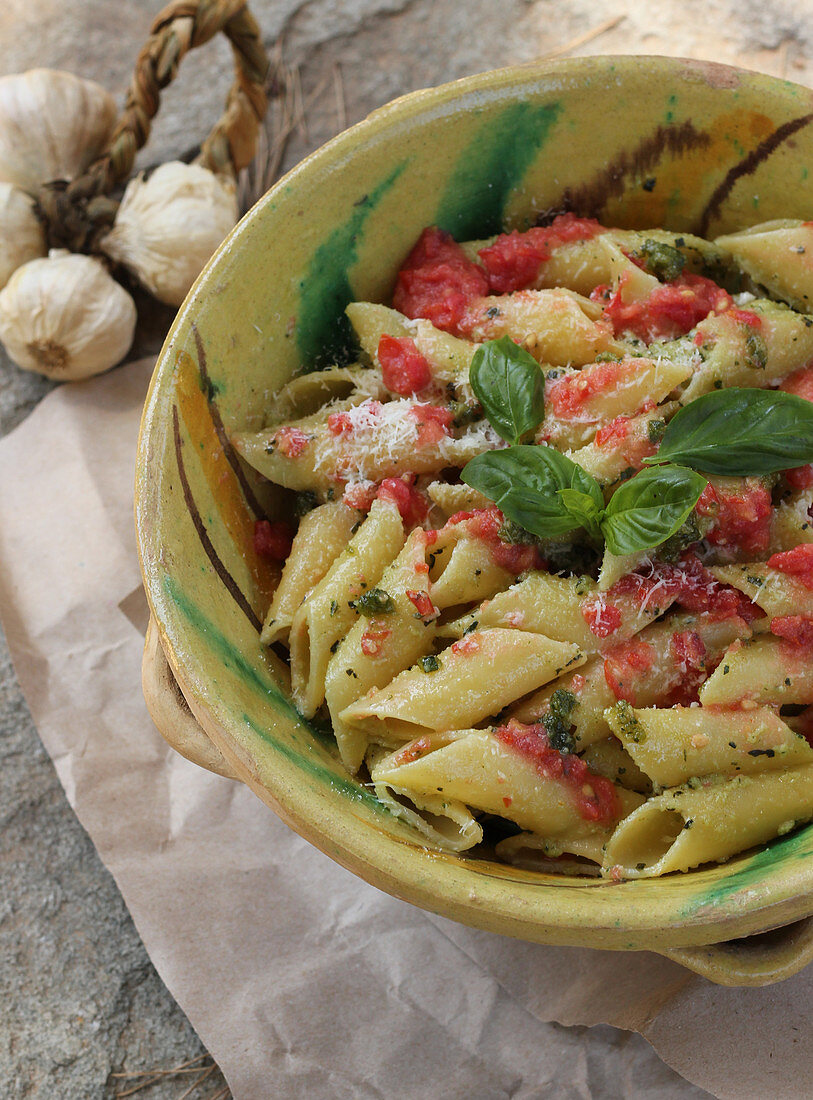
top-left (611, 700), bottom-right (645, 743)
top-left (330, 639), bottom-right (340, 653)
top-left (329, 599), bottom-right (339, 616)
top-left (326, 487), bottom-right (335, 500)
top-left (498, 518), bottom-right (538, 545)
top-left (351, 587), bottom-right (395, 615)
top-left (574, 575), bottom-right (591, 596)
top-left (345, 668), bottom-right (358, 678)
top-left (747, 748), bottom-right (776, 757)
top-left (420, 654), bottom-right (441, 673)
top-left (639, 238), bottom-right (686, 281)
top-left (463, 620), bottom-right (479, 635)
top-left (542, 688), bottom-right (578, 754)
top-left (594, 351), bottom-right (621, 362)
top-left (474, 568), bottom-right (482, 577)
top-left (683, 818), bottom-right (694, 829)
top-left (746, 575), bottom-right (764, 587)
top-left (642, 177), bottom-right (656, 192)
top-left (350, 520), bottom-right (362, 534)
top-left (647, 418), bottom-right (667, 444)
top-left (485, 306), bottom-right (501, 318)
top-left (729, 741), bottom-right (737, 748)
top-left (744, 331), bottom-right (768, 370)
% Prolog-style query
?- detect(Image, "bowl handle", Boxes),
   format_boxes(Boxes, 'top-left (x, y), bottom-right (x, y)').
top-left (142, 614), bottom-right (239, 780)
top-left (659, 917), bottom-right (813, 985)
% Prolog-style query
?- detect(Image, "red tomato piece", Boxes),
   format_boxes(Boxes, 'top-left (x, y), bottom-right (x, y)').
top-left (409, 403), bottom-right (454, 445)
top-left (603, 639), bottom-right (655, 704)
top-left (477, 213), bottom-right (605, 294)
top-left (595, 415), bottom-right (632, 447)
top-left (696, 481), bottom-right (773, 557)
top-left (780, 362), bottom-right (813, 403)
top-left (768, 543), bottom-right (813, 589)
top-left (273, 426), bottom-right (310, 457)
top-left (784, 464), bottom-right (813, 490)
top-left (494, 718), bottom-right (620, 825)
top-left (253, 519), bottom-right (294, 561)
top-left (770, 615), bottom-right (813, 648)
top-left (582, 599), bottom-right (624, 638)
top-left (593, 272), bottom-right (731, 342)
top-left (377, 334), bottom-right (433, 395)
top-left (393, 226), bottom-right (489, 332)
top-left (327, 411), bottom-right (353, 434)
top-left (360, 622), bottom-right (392, 657)
top-left (376, 475), bottom-right (430, 525)
top-left (547, 360), bottom-right (631, 420)
top-left (405, 589), bottom-right (439, 619)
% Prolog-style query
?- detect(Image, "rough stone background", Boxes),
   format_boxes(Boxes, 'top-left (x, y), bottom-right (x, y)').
top-left (1, 1), bottom-right (811, 1097)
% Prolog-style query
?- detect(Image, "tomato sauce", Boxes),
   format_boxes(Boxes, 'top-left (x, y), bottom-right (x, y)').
top-left (393, 226), bottom-right (489, 332)
top-left (547, 360), bottom-right (638, 420)
top-left (695, 481), bottom-right (773, 557)
top-left (780, 362), bottom-right (813, 402)
top-left (603, 639), bottom-right (655, 703)
top-left (768, 543), bottom-right (813, 589)
top-left (477, 213), bottom-right (605, 294)
top-left (377, 475), bottom-right (430, 525)
top-left (409, 403), bottom-right (454, 445)
top-left (770, 615), bottom-right (813, 649)
top-left (253, 519), bottom-right (294, 561)
top-left (377, 334), bottom-right (433, 395)
top-left (446, 506), bottom-right (545, 574)
top-left (494, 719), bottom-right (620, 825)
top-left (273, 425), bottom-right (310, 457)
top-left (591, 272), bottom-right (731, 342)
top-left (405, 589), bottom-right (439, 620)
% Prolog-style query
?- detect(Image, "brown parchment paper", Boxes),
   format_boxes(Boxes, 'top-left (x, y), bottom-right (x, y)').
top-left (0, 358), bottom-right (810, 1099)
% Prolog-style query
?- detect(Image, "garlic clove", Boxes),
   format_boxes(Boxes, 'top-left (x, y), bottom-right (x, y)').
top-left (0, 250), bottom-right (136, 381)
top-left (100, 161), bottom-right (239, 307)
top-left (0, 69), bottom-right (117, 192)
top-left (0, 182), bottom-right (46, 288)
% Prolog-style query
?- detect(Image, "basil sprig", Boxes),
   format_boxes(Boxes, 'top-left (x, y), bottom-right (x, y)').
top-left (601, 465), bottom-right (708, 555)
top-left (462, 446), bottom-right (604, 539)
top-left (644, 388), bottom-right (813, 475)
top-left (469, 336), bottom-right (545, 445)
top-left (463, 446), bottom-right (707, 554)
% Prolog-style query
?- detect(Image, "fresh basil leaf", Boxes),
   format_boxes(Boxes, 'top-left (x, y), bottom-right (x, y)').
top-left (558, 488), bottom-right (604, 542)
top-left (461, 446), bottom-right (602, 539)
top-left (601, 465), bottom-right (708, 555)
top-left (469, 336), bottom-right (545, 445)
top-left (644, 388), bottom-right (813, 475)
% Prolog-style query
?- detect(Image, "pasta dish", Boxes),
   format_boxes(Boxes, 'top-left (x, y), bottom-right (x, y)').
top-left (233, 215), bottom-right (813, 879)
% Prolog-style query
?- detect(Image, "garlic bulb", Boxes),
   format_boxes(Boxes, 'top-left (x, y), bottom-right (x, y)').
top-left (0, 69), bottom-right (117, 192)
top-left (0, 183), bottom-right (46, 288)
top-left (0, 250), bottom-right (136, 380)
top-left (101, 161), bottom-right (239, 307)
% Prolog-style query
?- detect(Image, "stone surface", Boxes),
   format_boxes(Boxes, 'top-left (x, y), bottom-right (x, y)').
top-left (1, 0), bottom-right (809, 1096)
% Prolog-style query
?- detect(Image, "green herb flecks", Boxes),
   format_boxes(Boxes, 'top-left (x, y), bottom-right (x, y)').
top-left (351, 588), bottom-right (395, 615)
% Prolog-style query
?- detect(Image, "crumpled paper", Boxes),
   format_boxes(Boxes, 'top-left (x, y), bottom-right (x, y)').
top-left (0, 358), bottom-right (809, 1099)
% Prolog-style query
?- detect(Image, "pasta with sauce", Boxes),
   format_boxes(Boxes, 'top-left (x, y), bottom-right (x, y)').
top-left (236, 214), bottom-right (813, 879)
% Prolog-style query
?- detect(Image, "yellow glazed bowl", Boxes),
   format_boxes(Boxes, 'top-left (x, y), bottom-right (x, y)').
top-left (136, 56), bottom-right (813, 977)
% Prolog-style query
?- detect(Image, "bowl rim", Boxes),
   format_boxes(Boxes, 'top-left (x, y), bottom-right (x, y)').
top-left (137, 53), bottom-right (813, 949)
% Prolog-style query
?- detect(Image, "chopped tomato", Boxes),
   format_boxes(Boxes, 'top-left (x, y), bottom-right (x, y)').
top-left (360, 621), bottom-right (392, 657)
top-left (603, 639), bottom-right (655, 704)
top-left (395, 735), bottom-right (432, 764)
top-left (376, 475), bottom-right (430, 525)
top-left (768, 543), bottom-right (813, 589)
top-left (784, 464), bottom-right (813, 490)
top-left (727, 307), bottom-right (763, 329)
top-left (494, 719), bottom-right (620, 825)
top-left (696, 481), bottom-right (772, 557)
top-left (253, 519), bottom-right (294, 560)
top-left (582, 599), bottom-right (623, 638)
top-left (377, 334), bottom-right (433, 395)
top-left (547, 360), bottom-right (635, 420)
top-left (409, 403), bottom-right (454, 445)
top-left (393, 226), bottom-right (489, 333)
top-left (343, 481), bottom-right (378, 511)
top-left (327, 410), bottom-right (353, 434)
top-left (405, 589), bottom-right (439, 619)
top-left (780, 362), bottom-right (813, 402)
top-left (451, 635), bottom-right (482, 656)
top-left (595, 415), bottom-right (632, 447)
top-left (477, 214), bottom-right (604, 294)
top-left (671, 553), bottom-right (764, 623)
top-left (663, 629), bottom-right (709, 705)
top-left (770, 615), bottom-right (813, 648)
top-left (592, 272), bottom-right (731, 342)
top-left (444, 506), bottom-right (545, 574)
top-left (273, 426), bottom-right (310, 457)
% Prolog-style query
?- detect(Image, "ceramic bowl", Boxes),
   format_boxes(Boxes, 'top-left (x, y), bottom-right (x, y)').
top-left (136, 55), bottom-right (813, 982)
